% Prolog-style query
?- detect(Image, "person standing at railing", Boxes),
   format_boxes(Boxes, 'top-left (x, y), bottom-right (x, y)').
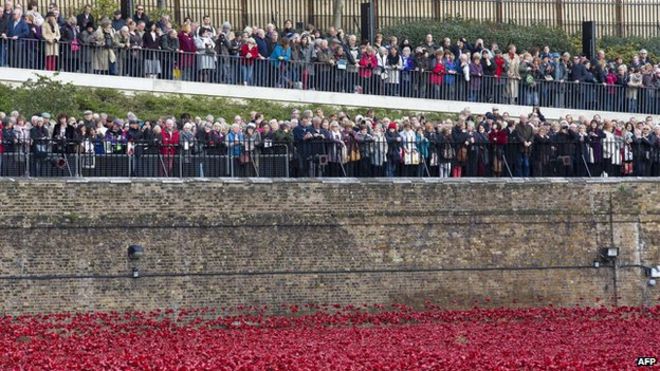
top-left (76, 4), bottom-right (94, 32)
top-left (384, 122), bottom-right (401, 177)
top-left (41, 12), bottom-right (60, 71)
top-left (383, 47), bottom-right (402, 97)
top-left (92, 19), bottom-right (116, 75)
top-left (29, 117), bottom-right (48, 175)
top-left (194, 27), bottom-right (216, 83)
top-left (651, 126), bottom-right (660, 176)
top-left (6, 8), bottom-right (27, 69)
top-left (160, 118), bottom-right (179, 177)
top-left (78, 23), bottom-right (95, 74)
top-left (488, 120), bottom-right (507, 177)
top-left (513, 115), bottom-right (534, 177)
top-left (358, 46), bottom-right (377, 95)
top-left (114, 26), bottom-right (131, 76)
top-left (214, 31), bottom-right (233, 84)
top-left (270, 37), bottom-right (292, 89)
top-left (294, 34), bottom-right (315, 90)
top-left (0, 0), bottom-right (13, 68)
top-left (177, 23), bottom-right (195, 81)
top-left (503, 44), bottom-right (520, 105)
top-left (429, 50), bottom-right (445, 100)
top-left (59, 17), bottom-right (79, 73)
top-left (551, 53), bottom-right (569, 109)
top-left (240, 37), bottom-right (259, 86)
top-left (142, 23), bottom-right (161, 78)
top-left (468, 52), bottom-right (483, 102)
top-left (626, 67), bottom-right (643, 114)
top-left (315, 39), bottom-right (335, 93)
top-left (23, 14), bottom-right (41, 70)
top-left (160, 29), bottom-right (179, 80)
top-left (25, 1), bottom-right (43, 27)
top-left (132, 4), bottom-right (150, 29)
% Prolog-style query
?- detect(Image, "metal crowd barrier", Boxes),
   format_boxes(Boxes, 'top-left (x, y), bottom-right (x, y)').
top-left (1, 39), bottom-right (658, 114)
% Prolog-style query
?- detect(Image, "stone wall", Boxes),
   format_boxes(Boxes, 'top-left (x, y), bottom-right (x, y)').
top-left (0, 178), bottom-right (658, 314)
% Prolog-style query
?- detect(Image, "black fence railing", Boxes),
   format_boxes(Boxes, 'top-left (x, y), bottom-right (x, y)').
top-left (1, 39), bottom-right (659, 115)
top-left (2, 136), bottom-right (659, 178)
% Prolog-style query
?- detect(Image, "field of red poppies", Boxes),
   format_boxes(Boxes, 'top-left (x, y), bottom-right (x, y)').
top-left (1, 304), bottom-right (659, 370)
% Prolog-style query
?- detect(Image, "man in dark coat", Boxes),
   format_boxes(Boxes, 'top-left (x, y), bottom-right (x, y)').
top-left (76, 4), bottom-right (95, 30)
top-left (513, 114), bottom-right (534, 177)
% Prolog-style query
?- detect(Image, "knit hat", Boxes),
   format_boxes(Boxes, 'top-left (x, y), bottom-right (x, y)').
top-left (388, 122), bottom-right (397, 130)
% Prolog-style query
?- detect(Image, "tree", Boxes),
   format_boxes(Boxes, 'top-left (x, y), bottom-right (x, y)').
top-left (333, 0), bottom-right (343, 29)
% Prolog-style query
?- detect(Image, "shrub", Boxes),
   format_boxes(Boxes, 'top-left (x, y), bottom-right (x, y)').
top-left (598, 35), bottom-right (659, 62)
top-left (0, 76), bottom-right (454, 122)
top-left (381, 18), bottom-right (577, 54)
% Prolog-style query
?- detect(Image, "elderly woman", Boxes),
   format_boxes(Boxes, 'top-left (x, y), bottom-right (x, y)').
top-left (93, 18), bottom-right (117, 75)
top-left (178, 23), bottom-right (196, 81)
top-left (142, 23), bottom-right (162, 78)
top-left (160, 29), bottom-right (180, 80)
top-left (194, 27), bottom-right (216, 82)
top-left (41, 12), bottom-right (61, 71)
top-left (114, 26), bottom-right (131, 76)
top-left (60, 17), bottom-right (79, 72)
top-left (326, 121), bottom-right (345, 177)
top-left (240, 37), bottom-right (260, 86)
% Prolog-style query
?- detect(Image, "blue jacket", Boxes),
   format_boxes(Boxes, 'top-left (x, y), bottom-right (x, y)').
top-left (227, 131), bottom-right (244, 157)
top-left (6, 19), bottom-right (29, 39)
top-left (270, 45), bottom-right (291, 67)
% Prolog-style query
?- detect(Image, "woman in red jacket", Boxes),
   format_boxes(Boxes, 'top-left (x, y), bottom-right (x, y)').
top-left (178, 24), bottom-right (196, 81)
top-left (160, 119), bottom-right (180, 177)
top-left (240, 38), bottom-right (260, 86)
top-left (488, 120), bottom-right (508, 177)
top-left (494, 50), bottom-right (507, 103)
top-left (430, 50), bottom-right (446, 99)
top-left (359, 46), bottom-right (378, 94)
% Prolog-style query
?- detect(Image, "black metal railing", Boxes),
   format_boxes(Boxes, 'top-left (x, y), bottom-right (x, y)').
top-left (1, 39), bottom-right (658, 115)
top-left (2, 136), bottom-right (658, 178)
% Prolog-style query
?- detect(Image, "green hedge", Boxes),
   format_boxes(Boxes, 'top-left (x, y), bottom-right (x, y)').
top-left (598, 35), bottom-right (659, 63)
top-left (382, 18), bottom-right (658, 63)
top-left (381, 18), bottom-right (577, 54)
top-left (0, 75), bottom-right (453, 122)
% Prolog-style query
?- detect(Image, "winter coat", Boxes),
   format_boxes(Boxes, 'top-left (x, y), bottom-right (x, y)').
top-left (41, 21), bottom-right (60, 56)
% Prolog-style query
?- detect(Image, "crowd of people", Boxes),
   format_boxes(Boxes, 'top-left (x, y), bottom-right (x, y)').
top-left (0, 1), bottom-right (658, 113)
top-left (1, 106), bottom-right (659, 178)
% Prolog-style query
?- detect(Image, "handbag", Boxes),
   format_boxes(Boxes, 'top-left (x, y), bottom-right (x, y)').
top-left (429, 152), bottom-right (438, 167)
top-left (239, 152), bottom-right (250, 164)
top-left (173, 65), bottom-right (182, 80)
top-left (623, 145), bottom-right (633, 162)
top-left (349, 146), bottom-right (361, 162)
top-left (442, 144), bottom-right (455, 160)
top-left (380, 72), bottom-right (388, 80)
top-left (456, 147), bottom-right (468, 163)
top-left (71, 38), bottom-right (80, 52)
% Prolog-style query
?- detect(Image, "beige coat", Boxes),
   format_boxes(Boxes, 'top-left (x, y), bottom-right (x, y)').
top-left (41, 22), bottom-right (61, 56)
top-left (92, 27), bottom-right (116, 71)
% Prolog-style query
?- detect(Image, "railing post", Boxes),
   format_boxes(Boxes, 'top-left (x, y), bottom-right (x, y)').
top-left (241, 0), bottom-right (249, 29)
top-left (307, 0), bottom-right (315, 27)
top-left (615, 0), bottom-right (624, 37)
top-left (173, 0), bottom-right (181, 26)
top-left (555, 0), bottom-right (563, 29)
top-left (433, 0), bottom-right (441, 20)
top-left (496, 0), bottom-right (503, 24)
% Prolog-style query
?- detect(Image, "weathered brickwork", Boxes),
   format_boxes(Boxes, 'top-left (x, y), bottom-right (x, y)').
top-left (0, 178), bottom-right (658, 314)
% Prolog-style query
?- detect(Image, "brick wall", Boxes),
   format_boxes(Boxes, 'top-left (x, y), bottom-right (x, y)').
top-left (0, 178), bottom-right (658, 314)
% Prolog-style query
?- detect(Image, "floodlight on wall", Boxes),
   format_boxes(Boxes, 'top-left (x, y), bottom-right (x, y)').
top-left (128, 245), bottom-right (144, 260)
top-left (650, 266), bottom-right (660, 279)
top-left (598, 247), bottom-right (619, 264)
top-left (593, 260), bottom-right (600, 268)
top-left (132, 267), bottom-right (140, 278)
